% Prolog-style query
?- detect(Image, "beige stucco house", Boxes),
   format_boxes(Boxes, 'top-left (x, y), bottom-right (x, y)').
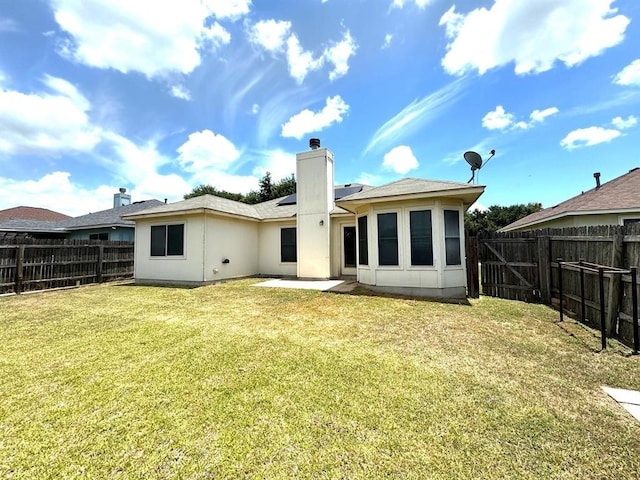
top-left (501, 168), bottom-right (640, 232)
top-left (124, 141), bottom-right (484, 298)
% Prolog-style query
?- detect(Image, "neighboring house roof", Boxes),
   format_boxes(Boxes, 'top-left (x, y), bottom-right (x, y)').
top-left (501, 167), bottom-right (640, 232)
top-left (60, 200), bottom-right (165, 230)
top-left (0, 200), bottom-right (163, 234)
top-left (0, 206), bottom-right (71, 221)
top-left (336, 178), bottom-right (485, 210)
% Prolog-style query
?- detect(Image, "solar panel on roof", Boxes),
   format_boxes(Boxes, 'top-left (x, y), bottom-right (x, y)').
top-left (275, 184), bottom-right (363, 206)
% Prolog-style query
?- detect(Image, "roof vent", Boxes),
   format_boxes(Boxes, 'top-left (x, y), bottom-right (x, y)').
top-left (119, 187), bottom-right (127, 194)
top-left (593, 172), bottom-right (601, 189)
top-left (309, 138), bottom-right (320, 150)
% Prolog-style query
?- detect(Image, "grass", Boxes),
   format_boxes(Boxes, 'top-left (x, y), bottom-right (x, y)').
top-left (1, 279), bottom-right (639, 479)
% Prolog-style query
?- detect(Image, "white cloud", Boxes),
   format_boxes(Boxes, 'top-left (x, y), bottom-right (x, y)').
top-left (205, 0), bottom-right (251, 20)
top-left (392, 0), bottom-right (431, 8)
top-left (439, 1), bottom-right (630, 76)
top-left (382, 145), bottom-right (419, 174)
top-left (482, 105), bottom-right (514, 130)
top-left (612, 115), bottom-right (637, 130)
top-left (355, 172), bottom-right (384, 186)
top-left (560, 126), bottom-right (621, 150)
top-left (325, 31), bottom-right (357, 81)
top-left (281, 95), bottom-right (349, 139)
top-left (482, 105), bottom-right (559, 131)
top-left (249, 19), bottom-right (291, 53)
top-left (0, 75), bottom-right (102, 155)
top-left (177, 130), bottom-right (241, 172)
top-left (382, 34), bottom-right (393, 49)
top-left (286, 34), bottom-right (325, 84)
top-left (170, 85), bottom-right (191, 101)
top-left (250, 23), bottom-right (357, 84)
top-left (614, 59), bottom-right (640, 86)
top-left (51, 0), bottom-right (239, 78)
top-left (365, 77), bottom-right (467, 154)
top-left (530, 107), bottom-right (559, 123)
top-left (251, 149), bottom-right (296, 182)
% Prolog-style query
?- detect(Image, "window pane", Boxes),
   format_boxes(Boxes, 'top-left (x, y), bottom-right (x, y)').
top-left (281, 227), bottom-right (297, 262)
top-left (344, 227), bottom-right (356, 268)
top-left (410, 210), bottom-right (433, 266)
top-left (167, 224), bottom-right (184, 256)
top-left (150, 225), bottom-right (166, 256)
top-left (377, 213), bottom-right (398, 266)
top-left (444, 210), bottom-right (461, 265)
top-left (358, 216), bottom-right (368, 266)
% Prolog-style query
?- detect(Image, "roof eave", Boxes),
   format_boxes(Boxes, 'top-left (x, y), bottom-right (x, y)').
top-left (336, 186), bottom-right (485, 210)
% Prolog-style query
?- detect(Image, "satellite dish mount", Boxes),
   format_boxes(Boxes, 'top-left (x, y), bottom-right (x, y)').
top-left (464, 149), bottom-right (495, 183)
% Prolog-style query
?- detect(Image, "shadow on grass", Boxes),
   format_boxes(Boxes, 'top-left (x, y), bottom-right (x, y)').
top-left (334, 284), bottom-right (473, 306)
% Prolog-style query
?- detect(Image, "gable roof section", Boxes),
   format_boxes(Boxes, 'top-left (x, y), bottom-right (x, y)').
top-left (501, 167), bottom-right (640, 232)
top-left (0, 206), bottom-right (71, 221)
top-left (122, 195), bottom-right (263, 221)
top-left (336, 178), bottom-right (485, 210)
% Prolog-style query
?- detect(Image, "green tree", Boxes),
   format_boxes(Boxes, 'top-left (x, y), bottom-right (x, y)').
top-left (465, 203), bottom-right (542, 236)
top-left (183, 185), bottom-right (245, 202)
top-left (183, 172), bottom-right (297, 204)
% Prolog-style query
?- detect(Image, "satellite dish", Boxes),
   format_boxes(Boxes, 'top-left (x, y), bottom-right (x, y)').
top-left (464, 149), bottom-right (495, 183)
top-left (464, 151), bottom-right (483, 170)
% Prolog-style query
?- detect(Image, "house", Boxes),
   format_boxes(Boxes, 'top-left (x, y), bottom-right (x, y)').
top-left (124, 140), bottom-right (484, 298)
top-left (0, 206), bottom-right (71, 222)
top-left (0, 190), bottom-right (163, 240)
top-left (501, 168), bottom-right (640, 232)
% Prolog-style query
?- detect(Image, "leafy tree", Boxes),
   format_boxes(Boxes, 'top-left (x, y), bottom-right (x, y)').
top-left (465, 203), bottom-right (542, 236)
top-left (183, 185), bottom-right (245, 202)
top-left (183, 172), bottom-right (297, 204)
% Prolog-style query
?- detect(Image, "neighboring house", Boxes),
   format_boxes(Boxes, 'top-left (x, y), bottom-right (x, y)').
top-left (0, 206), bottom-right (71, 222)
top-left (124, 140), bottom-right (485, 298)
top-left (0, 189), bottom-right (162, 240)
top-left (501, 168), bottom-right (640, 232)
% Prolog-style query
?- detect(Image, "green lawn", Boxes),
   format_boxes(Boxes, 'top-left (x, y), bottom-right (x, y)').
top-left (1, 279), bottom-right (639, 479)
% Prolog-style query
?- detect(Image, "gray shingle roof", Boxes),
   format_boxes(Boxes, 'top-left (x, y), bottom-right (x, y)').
top-left (0, 200), bottom-right (164, 233)
top-left (502, 167), bottom-right (640, 231)
top-left (60, 200), bottom-right (165, 230)
top-left (122, 195), bottom-right (263, 220)
top-left (336, 178), bottom-right (484, 206)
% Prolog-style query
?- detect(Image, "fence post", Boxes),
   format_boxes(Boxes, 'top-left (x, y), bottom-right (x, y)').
top-left (465, 234), bottom-right (479, 298)
top-left (632, 267), bottom-right (638, 355)
top-left (579, 259), bottom-right (585, 324)
top-left (606, 231), bottom-right (624, 336)
top-left (599, 267), bottom-right (607, 350)
top-left (558, 258), bottom-right (564, 322)
top-left (15, 245), bottom-right (24, 294)
top-left (537, 236), bottom-right (551, 304)
top-left (96, 244), bottom-right (104, 284)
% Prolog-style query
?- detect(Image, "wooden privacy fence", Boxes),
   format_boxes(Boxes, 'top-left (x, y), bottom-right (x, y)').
top-left (466, 224), bottom-right (640, 349)
top-left (0, 240), bottom-right (134, 295)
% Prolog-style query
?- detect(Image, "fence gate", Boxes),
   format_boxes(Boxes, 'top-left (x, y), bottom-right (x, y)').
top-left (479, 235), bottom-right (545, 303)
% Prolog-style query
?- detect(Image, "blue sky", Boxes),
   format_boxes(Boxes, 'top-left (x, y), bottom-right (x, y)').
top-left (1, 0), bottom-right (639, 216)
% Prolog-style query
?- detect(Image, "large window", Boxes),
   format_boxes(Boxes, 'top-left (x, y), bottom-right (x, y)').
top-left (410, 210), bottom-right (433, 266)
top-left (444, 210), bottom-right (461, 265)
top-left (281, 227), bottom-right (297, 262)
top-left (150, 224), bottom-right (184, 257)
top-left (357, 216), bottom-right (368, 266)
top-left (377, 213), bottom-right (398, 266)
